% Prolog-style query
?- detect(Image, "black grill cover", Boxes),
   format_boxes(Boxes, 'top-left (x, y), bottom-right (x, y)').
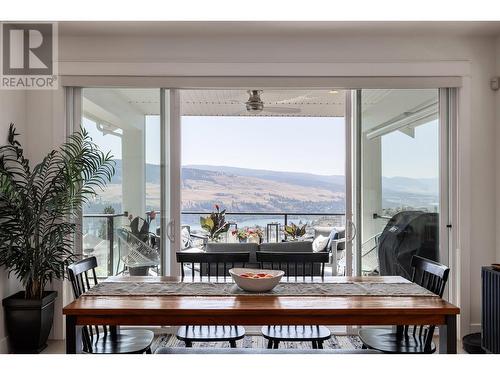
top-left (377, 211), bottom-right (439, 279)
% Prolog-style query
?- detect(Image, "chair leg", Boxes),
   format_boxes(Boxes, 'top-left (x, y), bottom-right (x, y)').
top-left (273, 340), bottom-right (280, 349)
top-left (317, 340), bottom-right (323, 349)
top-left (267, 339), bottom-right (273, 349)
top-left (229, 340), bottom-right (237, 348)
top-left (185, 340), bottom-right (193, 348)
top-left (312, 340), bottom-right (317, 349)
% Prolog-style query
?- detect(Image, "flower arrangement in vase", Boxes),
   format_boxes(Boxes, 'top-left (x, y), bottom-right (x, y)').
top-left (232, 229), bottom-right (249, 243)
top-left (200, 205), bottom-right (230, 242)
top-left (247, 228), bottom-right (264, 244)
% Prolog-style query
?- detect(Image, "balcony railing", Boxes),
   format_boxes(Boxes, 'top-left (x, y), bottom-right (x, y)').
top-left (81, 212), bottom-right (128, 277)
top-left (82, 211), bottom-right (345, 276)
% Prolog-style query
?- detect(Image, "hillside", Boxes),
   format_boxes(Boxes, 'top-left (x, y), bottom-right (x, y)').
top-left (90, 161), bottom-right (438, 214)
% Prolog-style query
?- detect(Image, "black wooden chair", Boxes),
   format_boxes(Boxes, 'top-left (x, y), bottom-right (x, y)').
top-left (256, 251), bottom-right (332, 349)
top-left (358, 255), bottom-right (450, 354)
top-left (175, 251), bottom-right (249, 348)
top-left (67, 257), bottom-right (155, 354)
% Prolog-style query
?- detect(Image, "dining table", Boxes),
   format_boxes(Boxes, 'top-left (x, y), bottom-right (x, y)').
top-left (63, 275), bottom-right (460, 354)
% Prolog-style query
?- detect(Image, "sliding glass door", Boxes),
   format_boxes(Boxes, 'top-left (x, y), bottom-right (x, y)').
top-left (348, 89), bottom-right (452, 281)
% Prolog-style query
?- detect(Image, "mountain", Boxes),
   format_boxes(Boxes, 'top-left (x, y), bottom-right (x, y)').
top-left (98, 161), bottom-right (437, 214)
top-left (382, 176), bottom-right (438, 196)
top-left (183, 165), bottom-right (345, 192)
top-left (181, 166), bottom-right (345, 213)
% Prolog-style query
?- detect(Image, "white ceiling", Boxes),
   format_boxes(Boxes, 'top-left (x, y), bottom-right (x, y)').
top-left (180, 90), bottom-right (345, 117)
top-left (112, 88), bottom-right (435, 119)
top-left (84, 88), bottom-right (438, 135)
top-left (59, 21), bottom-right (500, 38)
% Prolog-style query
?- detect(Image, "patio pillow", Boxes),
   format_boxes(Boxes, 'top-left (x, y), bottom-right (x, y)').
top-left (326, 227), bottom-right (346, 251)
top-left (312, 235), bottom-right (329, 252)
top-left (181, 227), bottom-right (192, 250)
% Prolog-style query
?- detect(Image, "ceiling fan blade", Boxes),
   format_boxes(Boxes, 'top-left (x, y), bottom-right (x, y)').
top-left (274, 94), bottom-right (322, 104)
top-left (228, 110), bottom-right (249, 116)
top-left (264, 106), bottom-right (301, 114)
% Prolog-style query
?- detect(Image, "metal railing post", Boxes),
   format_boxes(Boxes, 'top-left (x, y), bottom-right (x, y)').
top-left (284, 213), bottom-right (288, 241)
top-left (107, 216), bottom-right (114, 276)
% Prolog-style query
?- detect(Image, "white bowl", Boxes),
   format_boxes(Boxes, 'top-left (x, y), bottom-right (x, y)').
top-left (229, 268), bottom-right (284, 292)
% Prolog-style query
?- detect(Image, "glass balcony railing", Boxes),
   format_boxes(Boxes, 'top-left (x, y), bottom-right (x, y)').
top-left (82, 211), bottom-right (345, 276)
top-left (81, 213), bottom-right (128, 277)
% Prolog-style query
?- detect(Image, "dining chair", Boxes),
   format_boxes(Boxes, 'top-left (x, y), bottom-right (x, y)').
top-left (256, 251), bottom-right (331, 349)
top-left (67, 257), bottom-right (155, 354)
top-left (175, 251), bottom-right (249, 348)
top-left (358, 255), bottom-right (450, 354)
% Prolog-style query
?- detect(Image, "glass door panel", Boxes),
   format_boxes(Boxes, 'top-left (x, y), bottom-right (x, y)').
top-left (356, 89), bottom-right (444, 278)
top-left (81, 88), bottom-right (162, 276)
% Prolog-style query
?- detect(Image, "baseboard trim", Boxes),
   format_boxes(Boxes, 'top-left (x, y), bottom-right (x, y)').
top-left (469, 323), bottom-right (481, 333)
top-left (0, 336), bottom-right (9, 354)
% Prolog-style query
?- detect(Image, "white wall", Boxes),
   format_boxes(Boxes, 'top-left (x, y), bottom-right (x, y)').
top-left (0, 91), bottom-right (26, 353)
top-left (0, 88), bottom-right (67, 353)
top-left (5, 30), bottom-right (499, 340)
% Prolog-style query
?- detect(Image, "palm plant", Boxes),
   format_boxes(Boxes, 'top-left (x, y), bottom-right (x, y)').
top-left (0, 124), bottom-right (115, 299)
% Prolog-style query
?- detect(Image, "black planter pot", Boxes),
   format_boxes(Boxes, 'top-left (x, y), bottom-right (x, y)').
top-left (2, 291), bottom-right (57, 353)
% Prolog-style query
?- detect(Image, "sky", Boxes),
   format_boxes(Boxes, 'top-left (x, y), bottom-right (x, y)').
top-left (83, 115), bottom-right (439, 179)
top-left (181, 116), bottom-right (345, 176)
top-left (382, 119), bottom-right (439, 179)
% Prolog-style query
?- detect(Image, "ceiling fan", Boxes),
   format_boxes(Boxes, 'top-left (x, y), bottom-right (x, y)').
top-left (231, 90), bottom-right (301, 115)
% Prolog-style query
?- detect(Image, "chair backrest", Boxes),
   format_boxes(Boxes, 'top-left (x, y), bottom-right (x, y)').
top-left (256, 251), bottom-right (329, 278)
top-left (400, 255), bottom-right (450, 352)
top-left (67, 257), bottom-right (99, 298)
top-left (411, 255), bottom-right (449, 297)
top-left (176, 251), bottom-right (250, 280)
top-left (67, 256), bottom-right (106, 353)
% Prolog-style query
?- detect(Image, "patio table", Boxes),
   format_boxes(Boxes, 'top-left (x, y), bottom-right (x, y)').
top-left (63, 275), bottom-right (459, 353)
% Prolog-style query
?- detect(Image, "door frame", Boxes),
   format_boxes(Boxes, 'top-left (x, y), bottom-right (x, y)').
top-left (160, 89), bottom-right (182, 276)
top-left (66, 73), bottom-right (466, 333)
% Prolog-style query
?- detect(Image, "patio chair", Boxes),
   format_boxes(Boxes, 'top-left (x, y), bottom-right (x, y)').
top-left (256, 251), bottom-right (332, 349)
top-left (67, 257), bottom-right (154, 354)
top-left (358, 255), bottom-right (450, 353)
top-left (175, 252), bottom-right (249, 348)
top-left (117, 228), bottom-right (160, 276)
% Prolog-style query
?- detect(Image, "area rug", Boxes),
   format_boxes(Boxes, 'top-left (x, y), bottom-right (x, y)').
top-left (152, 334), bottom-right (363, 352)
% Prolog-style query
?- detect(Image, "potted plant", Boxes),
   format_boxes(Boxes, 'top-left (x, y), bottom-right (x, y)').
top-left (0, 124), bottom-right (114, 353)
top-left (232, 228), bottom-right (249, 243)
top-left (200, 204), bottom-right (230, 242)
top-left (283, 222), bottom-right (307, 241)
top-left (247, 228), bottom-right (264, 244)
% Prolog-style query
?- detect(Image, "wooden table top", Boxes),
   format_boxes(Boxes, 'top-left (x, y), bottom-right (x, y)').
top-left (63, 276), bottom-right (459, 323)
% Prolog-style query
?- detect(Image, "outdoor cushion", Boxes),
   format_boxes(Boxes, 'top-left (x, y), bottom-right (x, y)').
top-left (312, 235), bottom-right (330, 252)
top-left (259, 241), bottom-right (314, 253)
top-left (205, 242), bottom-right (259, 263)
top-left (181, 227), bottom-right (192, 250)
top-left (327, 227), bottom-right (345, 251)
